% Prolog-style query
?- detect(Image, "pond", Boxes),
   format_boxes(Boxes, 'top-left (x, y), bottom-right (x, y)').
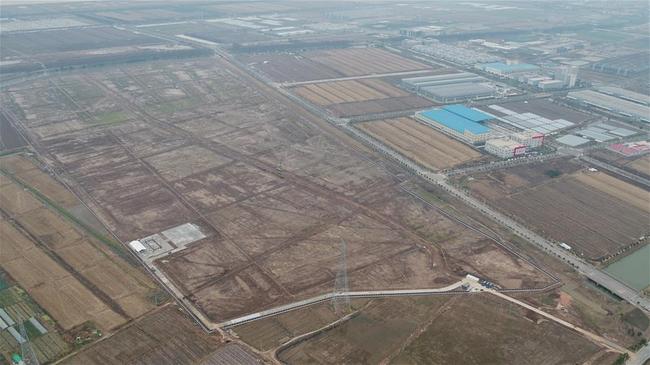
top-left (605, 244), bottom-right (650, 292)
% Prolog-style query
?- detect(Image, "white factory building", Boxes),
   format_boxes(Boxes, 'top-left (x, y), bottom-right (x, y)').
top-left (485, 138), bottom-right (527, 158)
top-left (511, 131), bottom-right (544, 148)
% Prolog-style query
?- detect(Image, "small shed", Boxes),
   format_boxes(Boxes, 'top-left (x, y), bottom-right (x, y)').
top-left (129, 240), bottom-right (147, 253)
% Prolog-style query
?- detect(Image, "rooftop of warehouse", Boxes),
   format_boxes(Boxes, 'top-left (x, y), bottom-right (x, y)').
top-left (418, 108), bottom-right (491, 135)
top-left (487, 138), bottom-right (524, 147)
top-left (421, 82), bottom-right (495, 98)
top-left (402, 72), bottom-right (476, 83)
top-left (568, 89), bottom-right (650, 119)
top-left (443, 104), bottom-right (493, 122)
top-left (481, 62), bottom-right (539, 71)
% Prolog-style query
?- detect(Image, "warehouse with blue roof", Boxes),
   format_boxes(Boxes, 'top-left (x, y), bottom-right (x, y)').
top-left (415, 104), bottom-right (494, 144)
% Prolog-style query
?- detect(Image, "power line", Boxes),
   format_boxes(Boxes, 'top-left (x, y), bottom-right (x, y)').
top-left (333, 238), bottom-right (350, 315)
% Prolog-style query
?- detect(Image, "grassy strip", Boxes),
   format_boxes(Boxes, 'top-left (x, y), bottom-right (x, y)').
top-left (0, 168), bottom-right (137, 265)
top-left (0, 147), bottom-right (28, 157)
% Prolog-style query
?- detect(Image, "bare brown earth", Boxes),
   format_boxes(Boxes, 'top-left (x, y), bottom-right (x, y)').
top-left (2, 58), bottom-right (552, 325)
top-left (357, 117), bottom-right (483, 171)
top-left (61, 304), bottom-right (261, 365)
top-left (238, 47), bottom-right (432, 82)
top-left (590, 148), bottom-right (650, 178)
top-left (292, 78), bottom-right (433, 117)
top-left (0, 219), bottom-right (125, 331)
top-left (627, 155), bottom-right (650, 176)
top-left (307, 48), bottom-right (430, 77)
top-left (463, 158), bottom-right (650, 261)
top-left (0, 155), bottom-right (157, 331)
top-left (275, 294), bottom-right (611, 365)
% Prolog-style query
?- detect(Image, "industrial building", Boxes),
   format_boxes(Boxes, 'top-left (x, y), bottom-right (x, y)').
top-left (485, 138), bottom-right (526, 158)
top-left (537, 79), bottom-right (565, 90)
top-left (410, 42), bottom-right (501, 65)
top-left (567, 90), bottom-right (650, 123)
top-left (608, 141), bottom-right (650, 156)
top-left (597, 87), bottom-right (650, 106)
top-left (590, 52), bottom-right (649, 76)
top-left (511, 131), bottom-right (544, 148)
top-left (485, 104), bottom-right (574, 134)
top-left (569, 123), bottom-right (638, 143)
top-left (415, 105), bottom-right (493, 144)
top-left (402, 72), bottom-right (496, 103)
top-left (556, 135), bottom-right (591, 147)
top-left (421, 83), bottom-right (495, 103)
top-left (401, 72), bottom-right (484, 90)
top-left (478, 62), bottom-right (539, 76)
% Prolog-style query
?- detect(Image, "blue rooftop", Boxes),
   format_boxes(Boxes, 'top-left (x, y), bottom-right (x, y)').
top-left (442, 104), bottom-right (493, 122)
top-left (419, 109), bottom-right (490, 135)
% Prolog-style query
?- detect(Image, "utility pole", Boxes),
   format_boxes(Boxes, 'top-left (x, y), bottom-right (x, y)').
top-left (19, 321), bottom-right (39, 365)
top-left (333, 238), bottom-right (350, 315)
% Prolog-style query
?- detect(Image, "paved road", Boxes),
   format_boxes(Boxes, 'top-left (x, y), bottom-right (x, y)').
top-left (488, 288), bottom-right (629, 354)
top-left (445, 152), bottom-right (560, 176)
top-left (346, 124), bottom-right (650, 314)
top-left (436, 179), bottom-right (650, 313)
top-left (580, 155), bottom-right (650, 188)
top-left (219, 280), bottom-right (468, 328)
top-left (629, 344), bottom-right (650, 365)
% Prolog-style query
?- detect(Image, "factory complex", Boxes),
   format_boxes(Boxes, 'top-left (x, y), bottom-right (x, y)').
top-left (485, 138), bottom-right (527, 158)
top-left (402, 72), bottom-right (496, 103)
top-left (478, 62), bottom-right (540, 76)
top-left (415, 105), bottom-right (493, 144)
top-left (415, 104), bottom-right (545, 158)
top-left (568, 89), bottom-right (650, 123)
top-left (485, 104), bottom-right (575, 134)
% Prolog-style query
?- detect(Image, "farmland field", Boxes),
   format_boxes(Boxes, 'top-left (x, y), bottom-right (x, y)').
top-left (0, 58), bottom-right (554, 326)
top-left (239, 47), bottom-right (433, 82)
top-left (0, 274), bottom-right (71, 364)
top-left (292, 78), bottom-right (433, 117)
top-left (61, 304), bottom-right (254, 365)
top-left (357, 118), bottom-right (483, 170)
top-left (589, 148), bottom-right (650, 178)
top-left (238, 53), bottom-right (343, 82)
top-left (627, 155), bottom-right (650, 176)
top-left (461, 159), bottom-right (650, 261)
top-left (275, 294), bottom-right (611, 365)
top-left (0, 27), bottom-right (207, 75)
top-left (0, 113), bottom-right (26, 151)
top-left (0, 27), bottom-right (159, 55)
top-left (0, 155), bottom-right (158, 331)
top-left (307, 48), bottom-right (430, 77)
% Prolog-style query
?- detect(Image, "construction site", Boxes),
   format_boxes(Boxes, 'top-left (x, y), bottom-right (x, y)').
top-left (1, 1), bottom-right (649, 364)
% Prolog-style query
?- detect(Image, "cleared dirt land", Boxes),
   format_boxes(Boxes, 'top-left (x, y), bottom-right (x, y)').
top-left (0, 155), bottom-right (158, 331)
top-left (239, 47), bottom-right (432, 82)
top-left (292, 78), bottom-right (433, 117)
top-left (357, 117), bottom-right (483, 170)
top-left (627, 154), bottom-right (650, 176)
top-left (0, 113), bottom-right (26, 151)
top-left (61, 304), bottom-right (261, 365)
top-left (307, 48), bottom-right (430, 77)
top-left (589, 148), bottom-right (650, 178)
top-left (274, 295), bottom-right (612, 365)
top-left (2, 58), bottom-right (552, 325)
top-left (462, 158), bottom-right (650, 261)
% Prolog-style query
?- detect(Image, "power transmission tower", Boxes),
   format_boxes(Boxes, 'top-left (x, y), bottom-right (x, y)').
top-left (333, 239), bottom-right (350, 315)
top-left (19, 321), bottom-right (39, 365)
